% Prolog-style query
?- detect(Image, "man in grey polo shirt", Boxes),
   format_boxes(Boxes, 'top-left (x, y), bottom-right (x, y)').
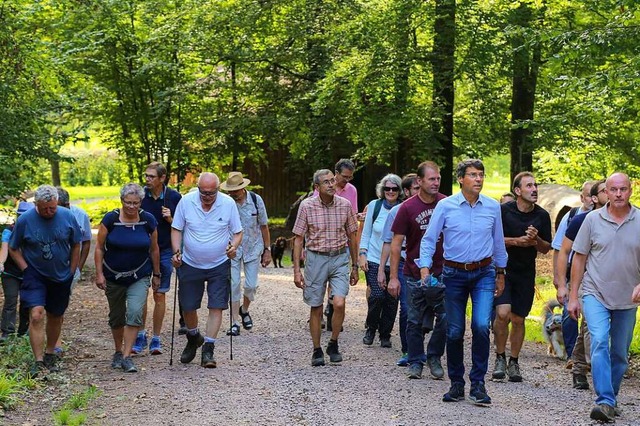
top-left (568, 172), bottom-right (640, 423)
top-left (292, 169), bottom-right (359, 367)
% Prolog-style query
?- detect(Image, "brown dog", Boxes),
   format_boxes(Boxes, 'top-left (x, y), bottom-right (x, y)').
top-left (271, 236), bottom-right (287, 268)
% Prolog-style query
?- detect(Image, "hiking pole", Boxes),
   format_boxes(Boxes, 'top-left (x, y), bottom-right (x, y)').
top-left (169, 269), bottom-right (178, 366)
top-left (229, 274), bottom-right (234, 361)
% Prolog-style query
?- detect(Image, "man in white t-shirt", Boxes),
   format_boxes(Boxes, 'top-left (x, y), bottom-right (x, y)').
top-left (171, 173), bottom-right (243, 368)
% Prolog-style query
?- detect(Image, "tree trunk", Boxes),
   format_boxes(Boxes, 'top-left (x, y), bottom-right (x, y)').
top-left (432, 0), bottom-right (456, 194)
top-left (51, 158), bottom-right (61, 187)
top-left (509, 2), bottom-right (543, 183)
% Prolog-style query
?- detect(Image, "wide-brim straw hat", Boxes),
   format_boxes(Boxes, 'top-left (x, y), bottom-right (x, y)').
top-left (220, 172), bottom-right (251, 191)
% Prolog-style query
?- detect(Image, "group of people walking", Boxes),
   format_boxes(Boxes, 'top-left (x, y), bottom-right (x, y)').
top-left (2, 157), bottom-right (639, 423)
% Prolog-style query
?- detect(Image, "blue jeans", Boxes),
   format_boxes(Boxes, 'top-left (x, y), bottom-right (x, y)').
top-left (443, 264), bottom-right (495, 385)
top-left (583, 295), bottom-right (637, 407)
top-left (406, 276), bottom-right (447, 365)
top-left (562, 300), bottom-right (579, 358)
top-left (398, 260), bottom-right (408, 353)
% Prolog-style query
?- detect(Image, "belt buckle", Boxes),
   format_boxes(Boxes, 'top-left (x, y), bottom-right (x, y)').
top-left (464, 262), bottom-right (471, 271)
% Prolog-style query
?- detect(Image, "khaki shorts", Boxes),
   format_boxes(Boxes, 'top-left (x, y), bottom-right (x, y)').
top-left (303, 251), bottom-right (350, 307)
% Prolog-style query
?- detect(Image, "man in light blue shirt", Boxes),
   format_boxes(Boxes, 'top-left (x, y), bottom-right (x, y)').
top-left (418, 159), bottom-right (507, 406)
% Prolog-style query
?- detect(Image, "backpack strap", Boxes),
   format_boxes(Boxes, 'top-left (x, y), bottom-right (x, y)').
top-left (371, 199), bottom-right (384, 223)
top-left (567, 206), bottom-right (580, 225)
top-left (249, 191), bottom-right (260, 225)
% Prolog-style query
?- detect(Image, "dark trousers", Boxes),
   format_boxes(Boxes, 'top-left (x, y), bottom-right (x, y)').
top-left (364, 262), bottom-right (398, 339)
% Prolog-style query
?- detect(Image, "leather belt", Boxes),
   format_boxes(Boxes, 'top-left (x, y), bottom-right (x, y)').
top-left (309, 247), bottom-right (347, 257)
top-left (444, 257), bottom-right (492, 271)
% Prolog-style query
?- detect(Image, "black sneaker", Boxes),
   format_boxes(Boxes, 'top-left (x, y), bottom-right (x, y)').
top-left (180, 332), bottom-right (204, 364)
top-left (363, 328), bottom-right (375, 346)
top-left (590, 404), bottom-right (615, 422)
top-left (121, 356), bottom-right (138, 373)
top-left (326, 340), bottom-right (343, 363)
top-left (380, 337), bottom-right (392, 348)
top-left (201, 342), bottom-right (217, 368)
top-left (30, 361), bottom-right (49, 379)
top-left (43, 352), bottom-right (60, 373)
top-left (111, 351), bottom-right (124, 369)
top-left (469, 382), bottom-right (491, 406)
top-left (507, 359), bottom-right (522, 382)
top-left (572, 373), bottom-right (589, 390)
top-left (442, 382), bottom-right (465, 402)
top-left (178, 326), bottom-right (188, 336)
top-left (407, 363), bottom-right (423, 379)
top-left (426, 356), bottom-right (444, 379)
top-left (311, 347), bottom-right (325, 366)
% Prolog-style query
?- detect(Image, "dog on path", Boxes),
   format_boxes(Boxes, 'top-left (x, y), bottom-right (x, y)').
top-left (271, 237), bottom-right (287, 268)
top-left (542, 300), bottom-right (566, 360)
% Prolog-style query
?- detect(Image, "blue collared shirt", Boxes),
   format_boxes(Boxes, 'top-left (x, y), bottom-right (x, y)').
top-left (417, 192), bottom-right (507, 269)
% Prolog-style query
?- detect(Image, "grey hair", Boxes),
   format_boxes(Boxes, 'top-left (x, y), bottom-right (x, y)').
top-left (56, 186), bottom-right (70, 207)
top-left (34, 185), bottom-right (59, 203)
top-left (375, 174), bottom-right (403, 199)
top-left (456, 159), bottom-right (484, 180)
top-left (335, 159), bottom-right (355, 174)
top-left (313, 169), bottom-right (333, 185)
top-left (120, 183), bottom-right (145, 201)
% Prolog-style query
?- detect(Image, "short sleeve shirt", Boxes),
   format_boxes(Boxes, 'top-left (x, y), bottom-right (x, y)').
top-left (392, 193), bottom-right (447, 279)
top-left (292, 195), bottom-right (358, 252)
top-left (70, 205), bottom-right (92, 242)
top-left (141, 186), bottom-right (182, 251)
top-left (172, 191), bottom-right (243, 269)
top-left (236, 192), bottom-right (269, 261)
top-left (572, 204), bottom-right (640, 310)
top-left (9, 207), bottom-right (82, 282)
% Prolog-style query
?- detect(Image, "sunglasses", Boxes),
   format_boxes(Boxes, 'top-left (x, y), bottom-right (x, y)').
top-left (383, 186), bottom-right (399, 192)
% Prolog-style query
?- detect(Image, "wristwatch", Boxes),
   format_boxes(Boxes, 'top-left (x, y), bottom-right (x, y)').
top-left (264, 246), bottom-right (271, 251)
top-left (495, 267), bottom-right (506, 275)
top-left (153, 273), bottom-right (162, 278)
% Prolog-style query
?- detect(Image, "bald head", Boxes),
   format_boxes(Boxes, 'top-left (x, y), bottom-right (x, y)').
top-left (198, 172), bottom-right (219, 187)
top-left (605, 172), bottom-right (632, 210)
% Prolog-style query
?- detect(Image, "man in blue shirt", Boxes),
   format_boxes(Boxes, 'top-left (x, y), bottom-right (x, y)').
top-left (418, 159), bottom-right (507, 406)
top-left (137, 162), bottom-right (183, 355)
top-left (9, 185), bottom-right (82, 377)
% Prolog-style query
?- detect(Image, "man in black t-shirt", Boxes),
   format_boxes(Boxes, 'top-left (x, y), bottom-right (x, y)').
top-left (492, 172), bottom-right (552, 382)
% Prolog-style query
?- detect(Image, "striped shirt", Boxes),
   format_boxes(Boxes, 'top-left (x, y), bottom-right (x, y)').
top-left (292, 195), bottom-right (358, 252)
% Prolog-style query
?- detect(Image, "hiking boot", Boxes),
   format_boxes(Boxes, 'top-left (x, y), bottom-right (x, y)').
top-left (507, 359), bottom-right (522, 382)
top-left (239, 307), bottom-right (253, 330)
top-left (469, 382), bottom-right (492, 406)
top-left (572, 373), bottom-right (589, 390)
top-left (362, 328), bottom-right (375, 346)
top-left (111, 351), bottom-right (123, 369)
top-left (407, 363), bottom-right (423, 379)
top-left (30, 360), bottom-right (49, 379)
top-left (54, 346), bottom-right (64, 358)
top-left (311, 347), bottom-right (325, 367)
top-left (426, 356), bottom-right (444, 379)
top-left (442, 382), bottom-right (465, 402)
top-left (149, 337), bottom-right (162, 355)
top-left (226, 323), bottom-right (241, 336)
top-left (326, 340), bottom-right (343, 363)
top-left (43, 353), bottom-right (60, 373)
top-left (590, 404), bottom-right (615, 422)
top-left (201, 342), bottom-right (217, 368)
top-left (178, 326), bottom-right (188, 336)
top-left (396, 353), bottom-right (409, 367)
top-left (121, 356), bottom-right (138, 373)
top-left (492, 355), bottom-right (506, 380)
top-left (131, 331), bottom-right (148, 355)
top-left (180, 332), bottom-right (204, 364)
top-left (380, 336), bottom-right (392, 348)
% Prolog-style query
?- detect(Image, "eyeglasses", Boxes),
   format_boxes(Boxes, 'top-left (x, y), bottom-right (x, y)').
top-left (465, 172), bottom-right (485, 179)
top-left (144, 173), bottom-right (158, 179)
top-left (598, 187), bottom-right (606, 194)
top-left (338, 174), bottom-right (354, 181)
top-left (123, 200), bottom-right (141, 207)
top-left (383, 186), bottom-right (399, 192)
top-left (320, 178), bottom-right (336, 186)
top-left (199, 188), bottom-right (218, 197)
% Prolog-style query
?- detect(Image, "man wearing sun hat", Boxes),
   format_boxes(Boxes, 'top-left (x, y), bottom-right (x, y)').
top-left (220, 172), bottom-right (272, 335)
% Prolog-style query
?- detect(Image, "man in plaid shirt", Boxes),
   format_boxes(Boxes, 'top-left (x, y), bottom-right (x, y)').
top-left (293, 169), bottom-right (359, 367)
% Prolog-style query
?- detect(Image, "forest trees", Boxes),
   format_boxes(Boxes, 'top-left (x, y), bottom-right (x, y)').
top-left (0, 0), bottom-right (638, 198)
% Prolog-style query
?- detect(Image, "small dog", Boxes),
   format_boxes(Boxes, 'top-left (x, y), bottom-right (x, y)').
top-left (542, 300), bottom-right (566, 360)
top-left (271, 237), bottom-right (287, 268)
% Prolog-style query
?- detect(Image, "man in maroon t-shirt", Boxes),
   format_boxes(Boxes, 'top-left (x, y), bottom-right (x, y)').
top-left (388, 161), bottom-right (447, 380)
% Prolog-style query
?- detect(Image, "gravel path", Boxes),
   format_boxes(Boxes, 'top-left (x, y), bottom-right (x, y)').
top-left (6, 265), bottom-right (640, 425)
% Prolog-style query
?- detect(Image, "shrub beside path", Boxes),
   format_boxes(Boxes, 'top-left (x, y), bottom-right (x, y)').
top-left (5, 262), bottom-right (640, 425)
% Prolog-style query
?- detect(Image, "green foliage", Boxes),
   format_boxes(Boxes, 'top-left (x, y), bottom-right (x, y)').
top-left (60, 148), bottom-right (127, 187)
top-left (77, 199), bottom-right (121, 225)
top-left (0, 335), bottom-right (39, 409)
top-left (52, 385), bottom-right (99, 425)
